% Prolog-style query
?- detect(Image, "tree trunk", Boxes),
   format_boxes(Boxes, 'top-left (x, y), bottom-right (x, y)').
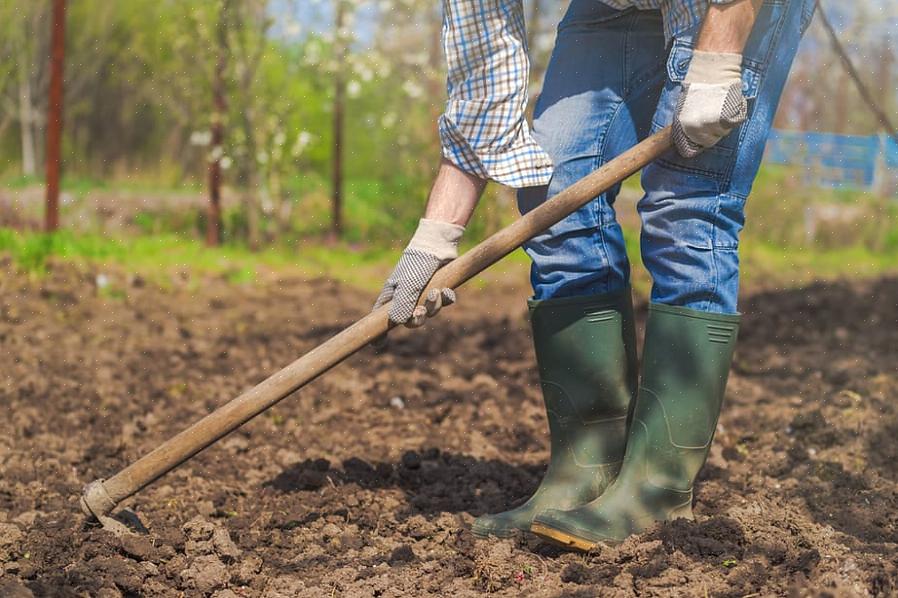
top-left (527, 0), bottom-right (546, 105)
top-left (207, 0), bottom-right (231, 247)
top-left (18, 50), bottom-right (37, 178)
top-left (237, 107), bottom-right (261, 249)
top-left (331, 0), bottom-right (347, 240)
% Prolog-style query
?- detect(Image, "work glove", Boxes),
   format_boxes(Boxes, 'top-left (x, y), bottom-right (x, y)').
top-left (673, 50), bottom-right (748, 158)
top-left (373, 218), bottom-right (464, 333)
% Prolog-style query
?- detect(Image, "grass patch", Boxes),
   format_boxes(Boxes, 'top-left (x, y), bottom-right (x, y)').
top-left (0, 228), bottom-right (402, 290)
top-left (3, 225), bottom-right (896, 301)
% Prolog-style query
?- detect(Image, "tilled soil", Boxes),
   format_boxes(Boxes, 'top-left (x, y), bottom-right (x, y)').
top-left (1, 260), bottom-right (896, 597)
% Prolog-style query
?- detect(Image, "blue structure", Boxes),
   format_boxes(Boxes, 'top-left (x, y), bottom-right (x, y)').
top-left (764, 130), bottom-right (898, 195)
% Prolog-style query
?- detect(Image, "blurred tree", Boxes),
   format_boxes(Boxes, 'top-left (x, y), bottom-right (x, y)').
top-left (0, 3), bottom-right (49, 178)
top-left (775, 2), bottom-right (897, 135)
top-left (228, 0), bottom-right (271, 248)
top-left (7, 0), bottom-right (890, 246)
top-left (207, 0), bottom-right (232, 246)
top-left (331, 0), bottom-right (348, 239)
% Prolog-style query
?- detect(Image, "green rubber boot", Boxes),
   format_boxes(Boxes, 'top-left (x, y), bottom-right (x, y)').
top-left (471, 288), bottom-right (638, 538)
top-left (531, 304), bottom-right (740, 550)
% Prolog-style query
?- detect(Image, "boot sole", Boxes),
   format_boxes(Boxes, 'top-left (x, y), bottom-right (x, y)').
top-left (529, 522), bottom-right (598, 552)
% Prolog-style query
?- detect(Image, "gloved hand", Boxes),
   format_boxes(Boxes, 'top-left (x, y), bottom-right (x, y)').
top-left (673, 50), bottom-right (748, 158)
top-left (373, 218), bottom-right (464, 332)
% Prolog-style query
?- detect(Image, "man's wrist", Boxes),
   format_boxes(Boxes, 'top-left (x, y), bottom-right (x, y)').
top-left (407, 218), bottom-right (465, 261)
top-left (423, 158), bottom-right (487, 227)
top-left (695, 0), bottom-right (762, 54)
top-left (685, 50), bottom-right (742, 85)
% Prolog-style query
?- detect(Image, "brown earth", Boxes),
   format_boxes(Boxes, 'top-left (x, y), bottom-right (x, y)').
top-left (0, 259), bottom-right (896, 597)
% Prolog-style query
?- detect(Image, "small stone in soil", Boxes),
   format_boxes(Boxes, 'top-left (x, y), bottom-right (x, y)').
top-left (401, 451), bottom-right (422, 470)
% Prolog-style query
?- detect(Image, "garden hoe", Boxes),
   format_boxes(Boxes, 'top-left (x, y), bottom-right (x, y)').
top-left (80, 128), bottom-right (674, 535)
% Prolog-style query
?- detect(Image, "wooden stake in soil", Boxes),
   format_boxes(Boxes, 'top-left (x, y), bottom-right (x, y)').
top-left (80, 128), bottom-right (673, 524)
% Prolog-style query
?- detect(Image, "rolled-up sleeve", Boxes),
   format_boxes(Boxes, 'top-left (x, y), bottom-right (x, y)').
top-left (439, 0), bottom-right (553, 188)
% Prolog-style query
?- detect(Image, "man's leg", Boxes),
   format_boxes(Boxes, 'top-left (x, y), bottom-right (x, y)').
top-left (472, 1), bottom-right (666, 538)
top-left (518, 2), bottom-right (665, 301)
top-left (531, 0), bottom-right (815, 549)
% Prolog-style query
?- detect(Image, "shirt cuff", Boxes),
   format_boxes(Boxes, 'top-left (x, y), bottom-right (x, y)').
top-left (438, 111), bottom-right (553, 189)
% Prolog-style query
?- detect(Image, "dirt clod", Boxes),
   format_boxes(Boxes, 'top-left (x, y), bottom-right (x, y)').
top-left (388, 544), bottom-right (416, 565)
top-left (0, 578), bottom-right (34, 598)
top-left (180, 554), bottom-right (230, 594)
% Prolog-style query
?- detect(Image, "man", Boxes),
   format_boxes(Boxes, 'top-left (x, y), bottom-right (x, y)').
top-left (373, 0), bottom-right (816, 550)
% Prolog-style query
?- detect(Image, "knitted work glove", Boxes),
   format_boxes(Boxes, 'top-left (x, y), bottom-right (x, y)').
top-left (373, 219), bottom-right (464, 331)
top-left (673, 50), bottom-right (748, 158)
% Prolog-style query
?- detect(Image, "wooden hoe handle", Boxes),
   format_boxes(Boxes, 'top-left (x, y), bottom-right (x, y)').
top-left (80, 127), bottom-right (673, 519)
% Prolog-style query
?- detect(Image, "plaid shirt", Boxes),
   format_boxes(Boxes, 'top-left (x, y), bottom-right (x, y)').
top-left (439, 0), bottom-right (736, 188)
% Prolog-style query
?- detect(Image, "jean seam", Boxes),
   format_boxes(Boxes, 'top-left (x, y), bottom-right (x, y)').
top-left (594, 98), bottom-right (628, 294)
top-left (758, 2), bottom-right (790, 68)
top-left (622, 12), bottom-right (637, 97)
top-left (705, 197), bottom-right (722, 312)
top-left (712, 192), bottom-right (745, 250)
top-left (728, 2), bottom-right (795, 188)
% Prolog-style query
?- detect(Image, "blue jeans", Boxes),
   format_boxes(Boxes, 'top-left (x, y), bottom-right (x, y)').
top-left (518, 0), bottom-right (815, 313)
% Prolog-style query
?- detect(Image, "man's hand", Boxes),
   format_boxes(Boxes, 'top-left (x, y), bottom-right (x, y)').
top-left (373, 218), bottom-right (464, 329)
top-left (672, 50), bottom-right (747, 158)
top-left (673, 0), bottom-right (762, 158)
top-left (371, 159), bottom-right (486, 345)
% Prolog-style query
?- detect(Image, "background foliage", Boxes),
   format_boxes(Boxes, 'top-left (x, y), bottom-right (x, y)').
top-left (0, 0), bottom-right (896, 253)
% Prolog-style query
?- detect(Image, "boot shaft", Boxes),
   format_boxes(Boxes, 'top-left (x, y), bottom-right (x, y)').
top-left (627, 303), bottom-right (740, 493)
top-left (528, 303), bottom-right (742, 547)
top-left (528, 287), bottom-right (638, 424)
top-left (471, 289), bottom-right (640, 538)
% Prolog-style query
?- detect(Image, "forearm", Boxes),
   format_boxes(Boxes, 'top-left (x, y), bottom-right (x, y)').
top-left (696, 0), bottom-right (763, 53)
top-left (374, 158), bottom-right (484, 329)
top-left (423, 158), bottom-right (488, 227)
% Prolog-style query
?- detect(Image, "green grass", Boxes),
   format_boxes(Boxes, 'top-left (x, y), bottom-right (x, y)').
top-left (3, 225), bottom-right (896, 301)
top-left (0, 228), bottom-right (403, 290)
top-left (2, 163), bottom-right (897, 296)
top-left (739, 239), bottom-right (898, 286)
top-left (0, 172), bottom-right (202, 195)
top-left (0, 227), bottom-right (531, 292)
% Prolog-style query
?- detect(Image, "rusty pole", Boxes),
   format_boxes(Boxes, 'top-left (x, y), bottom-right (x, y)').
top-left (45, 0), bottom-right (67, 233)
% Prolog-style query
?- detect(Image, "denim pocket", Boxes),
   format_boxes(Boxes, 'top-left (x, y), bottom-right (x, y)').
top-left (654, 35), bottom-right (766, 181)
top-left (666, 38), bottom-right (763, 100)
top-left (640, 165), bottom-right (746, 255)
top-left (640, 163), bottom-right (720, 250)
